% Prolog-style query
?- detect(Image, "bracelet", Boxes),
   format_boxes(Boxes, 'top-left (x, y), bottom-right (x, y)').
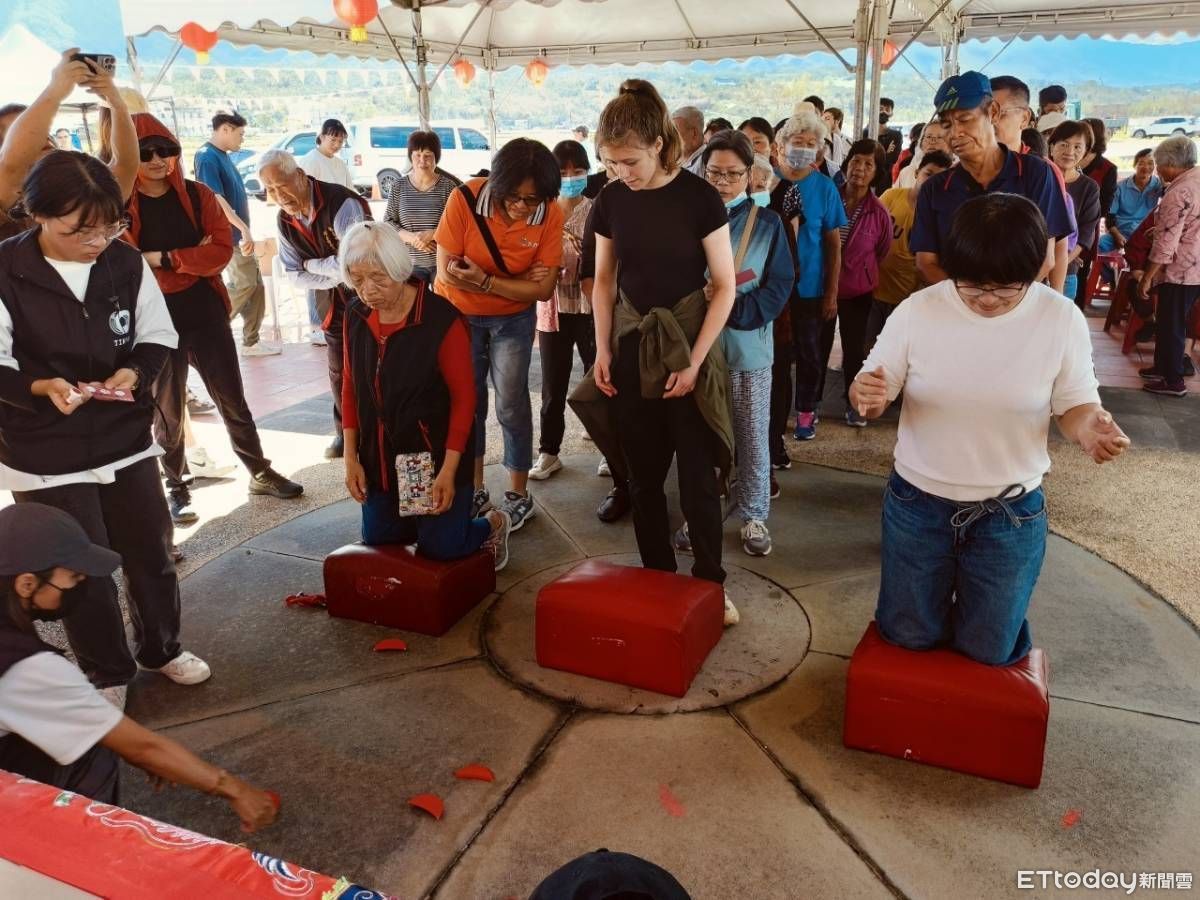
top-left (209, 768), bottom-right (232, 796)
top-left (481, 274), bottom-right (494, 293)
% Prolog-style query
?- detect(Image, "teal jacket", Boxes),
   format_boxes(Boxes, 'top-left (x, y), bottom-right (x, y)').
top-left (719, 198), bottom-right (793, 372)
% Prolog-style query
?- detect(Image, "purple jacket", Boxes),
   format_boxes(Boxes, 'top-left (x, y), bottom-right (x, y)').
top-left (837, 190), bottom-right (894, 300)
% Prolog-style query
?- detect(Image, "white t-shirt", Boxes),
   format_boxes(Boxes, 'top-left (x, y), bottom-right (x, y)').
top-left (298, 149), bottom-right (354, 190)
top-left (0, 257), bottom-right (179, 492)
top-left (861, 280), bottom-right (1100, 502)
top-left (0, 652), bottom-right (123, 765)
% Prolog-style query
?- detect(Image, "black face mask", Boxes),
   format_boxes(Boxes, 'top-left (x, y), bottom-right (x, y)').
top-left (27, 580), bottom-right (81, 622)
top-left (879, 112), bottom-right (892, 125)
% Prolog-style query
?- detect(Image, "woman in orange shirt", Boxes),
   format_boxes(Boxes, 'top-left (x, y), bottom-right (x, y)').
top-left (434, 139), bottom-right (563, 532)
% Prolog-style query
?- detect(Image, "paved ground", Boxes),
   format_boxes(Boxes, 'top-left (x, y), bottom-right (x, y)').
top-left (110, 451), bottom-right (1200, 899)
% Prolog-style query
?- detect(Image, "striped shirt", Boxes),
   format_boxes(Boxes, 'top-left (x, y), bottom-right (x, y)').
top-left (384, 173), bottom-right (457, 269)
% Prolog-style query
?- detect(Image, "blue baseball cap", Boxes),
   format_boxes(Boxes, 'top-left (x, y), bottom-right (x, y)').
top-left (934, 71), bottom-right (992, 113)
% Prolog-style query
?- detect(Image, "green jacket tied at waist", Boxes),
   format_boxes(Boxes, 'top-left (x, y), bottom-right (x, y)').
top-left (568, 289), bottom-right (734, 484)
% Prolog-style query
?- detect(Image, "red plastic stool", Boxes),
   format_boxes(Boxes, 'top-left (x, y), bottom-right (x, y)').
top-left (324, 543), bottom-right (495, 636)
top-left (535, 560), bottom-right (724, 697)
top-left (843, 622), bottom-right (1050, 788)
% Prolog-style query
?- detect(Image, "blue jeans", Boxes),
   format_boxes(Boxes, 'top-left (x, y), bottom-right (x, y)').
top-left (876, 471), bottom-right (1047, 666)
top-left (467, 307), bottom-right (536, 473)
top-left (361, 483), bottom-right (490, 560)
top-left (1062, 273), bottom-right (1078, 301)
top-left (305, 290), bottom-right (322, 328)
top-left (411, 265), bottom-right (436, 287)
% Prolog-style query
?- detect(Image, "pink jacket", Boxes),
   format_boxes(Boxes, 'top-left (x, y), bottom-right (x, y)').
top-left (1149, 164), bottom-right (1200, 285)
top-left (837, 190), bottom-right (894, 300)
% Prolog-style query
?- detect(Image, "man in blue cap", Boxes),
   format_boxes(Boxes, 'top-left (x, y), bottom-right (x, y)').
top-left (909, 70), bottom-right (1075, 289)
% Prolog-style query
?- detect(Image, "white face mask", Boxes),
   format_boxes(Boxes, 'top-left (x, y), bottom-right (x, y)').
top-left (786, 147), bottom-right (818, 170)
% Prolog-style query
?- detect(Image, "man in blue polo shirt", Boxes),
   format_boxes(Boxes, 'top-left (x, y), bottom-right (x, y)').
top-left (910, 71), bottom-right (1075, 289)
top-left (194, 111), bottom-right (276, 356)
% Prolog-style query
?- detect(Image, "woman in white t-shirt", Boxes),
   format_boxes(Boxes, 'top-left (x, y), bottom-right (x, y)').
top-left (850, 193), bottom-right (1130, 666)
top-left (0, 503), bottom-right (277, 831)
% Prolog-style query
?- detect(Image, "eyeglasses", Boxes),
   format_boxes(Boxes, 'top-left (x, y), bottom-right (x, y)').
top-left (996, 105), bottom-right (1030, 119)
top-left (955, 281), bottom-right (1026, 301)
top-left (139, 145), bottom-right (181, 163)
top-left (58, 217), bottom-right (131, 246)
top-left (705, 168), bottom-right (748, 184)
top-left (349, 271), bottom-right (395, 290)
top-left (504, 194), bottom-right (541, 209)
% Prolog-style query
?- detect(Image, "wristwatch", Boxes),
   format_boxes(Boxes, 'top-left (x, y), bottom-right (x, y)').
top-left (159, 252), bottom-right (174, 272)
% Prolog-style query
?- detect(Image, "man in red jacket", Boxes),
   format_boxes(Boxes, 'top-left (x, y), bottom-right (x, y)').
top-left (123, 114), bottom-right (302, 525)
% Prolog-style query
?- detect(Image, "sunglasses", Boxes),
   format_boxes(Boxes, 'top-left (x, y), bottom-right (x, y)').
top-left (139, 145), bottom-right (181, 163)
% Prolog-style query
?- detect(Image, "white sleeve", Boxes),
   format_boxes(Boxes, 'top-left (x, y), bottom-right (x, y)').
top-left (860, 299), bottom-right (912, 402)
top-left (0, 299), bottom-right (16, 372)
top-left (134, 259), bottom-right (179, 350)
top-left (0, 653), bottom-right (123, 765)
top-left (1051, 305), bottom-right (1102, 416)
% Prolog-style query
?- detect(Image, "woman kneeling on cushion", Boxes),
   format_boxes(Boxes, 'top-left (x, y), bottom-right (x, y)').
top-left (339, 222), bottom-right (511, 570)
top-left (850, 193), bottom-right (1130, 666)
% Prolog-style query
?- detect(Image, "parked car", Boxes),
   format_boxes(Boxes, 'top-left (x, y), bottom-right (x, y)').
top-left (238, 130), bottom-right (352, 199)
top-left (346, 120), bottom-right (493, 198)
top-left (1130, 116), bottom-right (1199, 139)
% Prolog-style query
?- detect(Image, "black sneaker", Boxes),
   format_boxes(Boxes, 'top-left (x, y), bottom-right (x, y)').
top-left (249, 468), bottom-right (304, 498)
top-left (168, 486), bottom-right (198, 526)
top-left (324, 433), bottom-right (344, 460)
top-left (1138, 366), bottom-right (1161, 380)
top-left (771, 451), bottom-right (792, 471)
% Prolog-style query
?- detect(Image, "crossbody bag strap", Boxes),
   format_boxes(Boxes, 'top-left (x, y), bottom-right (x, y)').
top-left (733, 204), bottom-right (759, 272)
top-left (457, 183), bottom-right (512, 276)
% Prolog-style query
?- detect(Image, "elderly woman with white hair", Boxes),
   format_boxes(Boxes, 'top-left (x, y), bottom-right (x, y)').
top-left (1138, 136), bottom-right (1200, 398)
top-left (777, 111), bottom-right (848, 441)
top-left (337, 222), bottom-right (512, 569)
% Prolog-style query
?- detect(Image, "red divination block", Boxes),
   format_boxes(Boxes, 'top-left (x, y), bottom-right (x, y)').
top-left (323, 543), bottom-right (495, 637)
top-left (843, 622), bottom-right (1050, 788)
top-left (535, 559), bottom-right (724, 697)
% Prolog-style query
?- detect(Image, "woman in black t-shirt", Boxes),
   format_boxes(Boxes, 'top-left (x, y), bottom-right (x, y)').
top-left (588, 79), bottom-right (740, 625)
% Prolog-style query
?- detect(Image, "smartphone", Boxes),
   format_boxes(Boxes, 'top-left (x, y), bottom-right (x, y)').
top-left (72, 53), bottom-right (117, 75)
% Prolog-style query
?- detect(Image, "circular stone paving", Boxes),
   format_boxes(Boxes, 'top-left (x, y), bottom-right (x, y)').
top-left (483, 553), bottom-right (811, 714)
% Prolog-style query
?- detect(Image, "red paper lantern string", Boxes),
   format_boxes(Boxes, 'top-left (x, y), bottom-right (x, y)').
top-left (179, 22), bottom-right (219, 65)
top-left (524, 58), bottom-right (549, 88)
top-left (334, 0), bottom-right (379, 43)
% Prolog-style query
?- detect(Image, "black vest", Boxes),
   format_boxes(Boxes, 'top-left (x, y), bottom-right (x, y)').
top-left (345, 285), bottom-right (474, 494)
top-left (0, 232), bottom-right (155, 475)
top-left (276, 178), bottom-right (371, 325)
top-left (0, 616), bottom-right (66, 762)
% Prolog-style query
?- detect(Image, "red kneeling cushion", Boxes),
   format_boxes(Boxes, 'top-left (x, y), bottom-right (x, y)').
top-left (843, 622), bottom-right (1050, 788)
top-left (535, 560), bottom-right (724, 697)
top-left (323, 543), bottom-right (495, 637)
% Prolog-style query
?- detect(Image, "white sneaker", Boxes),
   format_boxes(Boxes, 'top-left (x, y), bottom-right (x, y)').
top-left (99, 685), bottom-right (127, 710)
top-left (528, 452), bottom-right (563, 481)
top-left (186, 447), bottom-right (236, 480)
top-left (596, 458), bottom-right (611, 477)
top-left (308, 329), bottom-right (327, 347)
top-left (483, 509), bottom-right (512, 571)
top-left (149, 650), bottom-right (211, 685)
top-left (241, 342), bottom-right (282, 357)
top-left (741, 519), bottom-right (772, 557)
top-left (723, 591), bottom-right (740, 627)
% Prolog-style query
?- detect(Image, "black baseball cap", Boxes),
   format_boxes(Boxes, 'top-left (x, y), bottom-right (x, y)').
top-left (529, 849), bottom-right (692, 900)
top-left (0, 504), bottom-right (120, 577)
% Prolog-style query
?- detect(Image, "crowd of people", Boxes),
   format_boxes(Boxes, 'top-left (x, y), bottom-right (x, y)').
top-left (5, 44), bottom-right (1200, 836)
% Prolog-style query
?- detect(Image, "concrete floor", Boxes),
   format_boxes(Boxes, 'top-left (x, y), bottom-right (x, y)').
top-left (115, 454), bottom-right (1200, 900)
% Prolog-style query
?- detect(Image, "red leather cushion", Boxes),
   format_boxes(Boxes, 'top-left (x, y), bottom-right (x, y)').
top-left (535, 560), bottom-right (724, 697)
top-left (323, 543), bottom-right (495, 637)
top-left (843, 622), bottom-right (1050, 788)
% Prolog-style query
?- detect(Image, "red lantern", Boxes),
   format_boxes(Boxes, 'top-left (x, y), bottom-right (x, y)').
top-left (179, 22), bottom-right (219, 65)
top-left (870, 39), bottom-right (899, 67)
top-left (334, 0), bottom-right (378, 42)
top-left (524, 58), bottom-right (549, 88)
top-left (453, 58), bottom-right (476, 88)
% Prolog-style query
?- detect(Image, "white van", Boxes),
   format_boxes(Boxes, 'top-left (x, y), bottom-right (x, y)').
top-left (238, 130), bottom-right (352, 199)
top-left (346, 120), bottom-right (493, 198)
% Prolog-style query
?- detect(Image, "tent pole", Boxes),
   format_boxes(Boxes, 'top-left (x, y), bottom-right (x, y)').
top-left (487, 63), bottom-right (498, 154)
top-left (411, 3), bottom-right (431, 130)
top-left (851, 0), bottom-right (870, 138)
top-left (866, 0), bottom-right (889, 140)
top-left (125, 36), bottom-right (145, 93)
top-left (145, 39), bottom-right (182, 102)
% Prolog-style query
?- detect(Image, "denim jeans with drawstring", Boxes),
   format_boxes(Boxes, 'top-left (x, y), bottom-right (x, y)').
top-left (875, 470), bottom-right (1047, 666)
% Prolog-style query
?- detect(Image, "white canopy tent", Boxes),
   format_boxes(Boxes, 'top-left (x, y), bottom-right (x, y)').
top-left (119, 0), bottom-right (1200, 141)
